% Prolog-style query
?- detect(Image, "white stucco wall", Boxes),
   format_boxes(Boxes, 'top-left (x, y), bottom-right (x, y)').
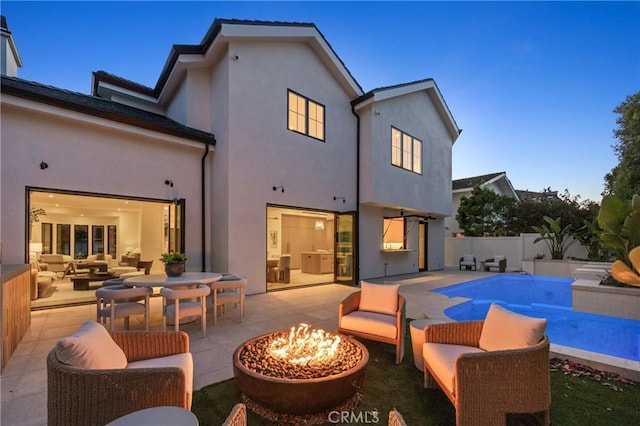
top-left (205, 40), bottom-right (358, 294)
top-left (1, 97), bottom-right (208, 268)
top-left (360, 90), bottom-right (453, 215)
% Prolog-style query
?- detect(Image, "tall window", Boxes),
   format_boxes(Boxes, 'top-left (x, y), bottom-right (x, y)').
top-left (108, 225), bottom-right (117, 258)
top-left (56, 224), bottom-right (70, 255)
top-left (391, 127), bottom-right (422, 174)
top-left (287, 90), bottom-right (325, 141)
top-left (92, 225), bottom-right (104, 255)
top-left (41, 223), bottom-right (52, 254)
top-left (74, 225), bottom-right (88, 259)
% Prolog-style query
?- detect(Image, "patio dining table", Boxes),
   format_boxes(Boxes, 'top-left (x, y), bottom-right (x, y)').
top-left (123, 272), bottom-right (223, 288)
top-left (123, 272), bottom-right (223, 325)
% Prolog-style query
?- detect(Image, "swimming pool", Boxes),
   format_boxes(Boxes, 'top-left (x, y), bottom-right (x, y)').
top-left (433, 274), bottom-right (640, 362)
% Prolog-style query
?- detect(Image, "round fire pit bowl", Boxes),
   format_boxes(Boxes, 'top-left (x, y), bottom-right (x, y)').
top-left (233, 329), bottom-right (369, 416)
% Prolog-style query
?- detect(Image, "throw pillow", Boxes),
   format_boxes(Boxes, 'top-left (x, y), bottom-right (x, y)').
top-left (55, 320), bottom-right (127, 369)
top-left (359, 281), bottom-right (399, 315)
top-left (479, 303), bottom-right (547, 351)
top-left (96, 253), bottom-right (105, 260)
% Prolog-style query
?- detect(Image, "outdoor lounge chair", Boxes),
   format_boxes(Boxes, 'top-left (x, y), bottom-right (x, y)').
top-left (338, 281), bottom-right (406, 364)
top-left (422, 304), bottom-right (550, 425)
top-left (47, 321), bottom-right (193, 426)
top-left (459, 254), bottom-right (477, 271)
top-left (483, 255), bottom-right (507, 272)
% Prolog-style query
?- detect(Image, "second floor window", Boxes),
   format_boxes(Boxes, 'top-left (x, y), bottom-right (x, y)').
top-left (391, 127), bottom-right (422, 174)
top-left (288, 90), bottom-right (325, 141)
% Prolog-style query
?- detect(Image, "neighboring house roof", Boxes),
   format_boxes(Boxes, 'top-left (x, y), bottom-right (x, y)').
top-left (452, 171), bottom-right (519, 200)
top-left (352, 78), bottom-right (462, 143)
top-left (93, 18), bottom-right (364, 104)
top-left (453, 172), bottom-right (505, 191)
top-left (0, 15), bottom-right (23, 68)
top-left (1, 76), bottom-right (216, 145)
top-left (516, 189), bottom-right (559, 201)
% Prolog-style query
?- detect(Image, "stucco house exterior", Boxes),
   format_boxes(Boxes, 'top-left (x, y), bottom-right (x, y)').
top-left (445, 171), bottom-right (519, 237)
top-left (1, 18), bottom-right (460, 297)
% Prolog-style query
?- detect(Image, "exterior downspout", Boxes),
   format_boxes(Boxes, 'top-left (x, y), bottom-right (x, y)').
top-left (201, 141), bottom-right (214, 271)
top-left (351, 105), bottom-right (360, 285)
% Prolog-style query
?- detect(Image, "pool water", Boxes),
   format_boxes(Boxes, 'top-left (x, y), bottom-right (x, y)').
top-left (433, 275), bottom-right (640, 361)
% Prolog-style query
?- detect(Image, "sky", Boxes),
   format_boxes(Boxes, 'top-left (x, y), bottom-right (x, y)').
top-left (2, 1), bottom-right (639, 203)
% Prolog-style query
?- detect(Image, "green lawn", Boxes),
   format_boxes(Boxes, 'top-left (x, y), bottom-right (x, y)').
top-left (192, 327), bottom-right (638, 425)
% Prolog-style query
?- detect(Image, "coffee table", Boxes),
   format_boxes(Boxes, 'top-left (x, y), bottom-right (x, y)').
top-left (71, 273), bottom-right (116, 291)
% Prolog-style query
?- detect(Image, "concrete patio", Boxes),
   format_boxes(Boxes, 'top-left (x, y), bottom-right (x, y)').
top-left (2, 269), bottom-right (634, 425)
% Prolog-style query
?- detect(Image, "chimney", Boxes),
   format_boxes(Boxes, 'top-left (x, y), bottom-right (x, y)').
top-left (1, 16), bottom-right (23, 77)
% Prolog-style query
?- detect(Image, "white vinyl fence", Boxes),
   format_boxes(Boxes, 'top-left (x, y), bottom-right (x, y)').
top-left (444, 233), bottom-right (589, 271)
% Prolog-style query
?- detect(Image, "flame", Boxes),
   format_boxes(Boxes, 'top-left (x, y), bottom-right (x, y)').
top-left (269, 323), bottom-right (341, 366)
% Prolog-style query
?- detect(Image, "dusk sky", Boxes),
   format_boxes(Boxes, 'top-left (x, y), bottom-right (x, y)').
top-left (2, 1), bottom-right (638, 202)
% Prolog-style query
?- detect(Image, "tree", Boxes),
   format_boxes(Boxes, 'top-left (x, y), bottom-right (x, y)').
top-left (505, 189), bottom-right (598, 237)
top-left (456, 185), bottom-right (515, 236)
top-left (604, 92), bottom-right (640, 199)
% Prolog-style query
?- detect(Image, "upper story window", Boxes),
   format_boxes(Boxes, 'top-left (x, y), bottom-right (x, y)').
top-left (391, 127), bottom-right (422, 174)
top-left (288, 90), bottom-right (325, 141)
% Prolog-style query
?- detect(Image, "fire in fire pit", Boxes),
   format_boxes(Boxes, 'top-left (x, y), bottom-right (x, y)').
top-left (233, 323), bottom-right (369, 416)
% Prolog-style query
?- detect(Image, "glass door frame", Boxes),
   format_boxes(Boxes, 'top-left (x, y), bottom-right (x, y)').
top-left (335, 211), bottom-right (357, 285)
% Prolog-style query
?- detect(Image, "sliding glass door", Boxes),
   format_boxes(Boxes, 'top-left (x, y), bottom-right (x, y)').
top-left (335, 212), bottom-right (356, 285)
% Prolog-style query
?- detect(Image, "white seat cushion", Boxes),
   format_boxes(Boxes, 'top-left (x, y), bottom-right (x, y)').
top-left (340, 311), bottom-right (397, 339)
top-left (423, 343), bottom-right (485, 395)
top-left (55, 320), bottom-right (127, 369)
top-left (479, 303), bottom-right (547, 351)
top-left (127, 352), bottom-right (193, 400)
top-left (99, 302), bottom-right (146, 318)
top-left (359, 281), bottom-right (399, 315)
top-left (165, 302), bottom-right (204, 318)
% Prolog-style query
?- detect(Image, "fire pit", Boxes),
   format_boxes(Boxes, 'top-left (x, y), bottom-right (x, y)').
top-left (233, 323), bottom-right (369, 416)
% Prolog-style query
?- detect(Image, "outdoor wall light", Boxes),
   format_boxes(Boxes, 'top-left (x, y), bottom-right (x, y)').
top-left (164, 179), bottom-right (174, 187)
top-left (272, 185), bottom-right (284, 193)
top-left (333, 196), bottom-right (345, 203)
top-left (40, 161), bottom-right (48, 170)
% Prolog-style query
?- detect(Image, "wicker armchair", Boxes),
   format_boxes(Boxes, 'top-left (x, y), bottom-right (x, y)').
top-left (338, 285), bottom-right (406, 364)
top-left (422, 321), bottom-right (550, 425)
top-left (222, 403), bottom-right (247, 426)
top-left (47, 330), bottom-right (191, 426)
top-left (483, 255), bottom-right (507, 272)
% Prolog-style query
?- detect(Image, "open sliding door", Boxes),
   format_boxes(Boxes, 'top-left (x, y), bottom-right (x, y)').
top-left (335, 212), bottom-right (356, 285)
top-left (167, 199), bottom-right (185, 254)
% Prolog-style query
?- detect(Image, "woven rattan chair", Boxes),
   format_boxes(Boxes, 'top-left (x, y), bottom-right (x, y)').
top-left (422, 321), bottom-right (550, 425)
top-left (388, 409), bottom-right (408, 426)
top-left (222, 403), bottom-right (247, 426)
top-left (47, 330), bottom-right (191, 426)
top-left (338, 284), bottom-right (406, 364)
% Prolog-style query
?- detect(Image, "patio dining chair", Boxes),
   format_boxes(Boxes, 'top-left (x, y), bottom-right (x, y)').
top-left (161, 284), bottom-right (211, 337)
top-left (95, 285), bottom-right (153, 331)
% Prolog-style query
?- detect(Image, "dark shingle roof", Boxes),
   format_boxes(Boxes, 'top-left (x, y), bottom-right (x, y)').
top-left (452, 172), bottom-right (505, 190)
top-left (1, 76), bottom-right (216, 145)
top-left (98, 18), bottom-right (363, 99)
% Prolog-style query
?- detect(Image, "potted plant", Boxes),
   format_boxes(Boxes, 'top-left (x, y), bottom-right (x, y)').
top-left (160, 252), bottom-right (187, 277)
